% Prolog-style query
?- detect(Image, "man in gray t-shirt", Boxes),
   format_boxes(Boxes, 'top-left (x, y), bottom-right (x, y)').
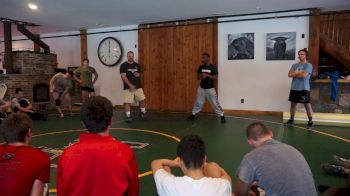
top-left (50, 70), bottom-right (73, 118)
top-left (235, 122), bottom-right (317, 196)
top-left (285, 48), bottom-right (314, 129)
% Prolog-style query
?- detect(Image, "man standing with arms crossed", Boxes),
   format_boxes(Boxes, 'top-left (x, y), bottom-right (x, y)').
top-left (120, 51), bottom-right (147, 123)
top-left (188, 53), bottom-right (226, 123)
top-left (285, 48), bottom-right (314, 129)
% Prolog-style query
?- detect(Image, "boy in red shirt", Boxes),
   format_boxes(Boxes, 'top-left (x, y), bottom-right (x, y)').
top-left (0, 113), bottom-right (50, 196)
top-left (57, 96), bottom-right (139, 196)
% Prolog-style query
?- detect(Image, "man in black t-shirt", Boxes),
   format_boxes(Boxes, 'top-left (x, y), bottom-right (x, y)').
top-left (120, 51), bottom-right (146, 123)
top-left (188, 53), bottom-right (225, 123)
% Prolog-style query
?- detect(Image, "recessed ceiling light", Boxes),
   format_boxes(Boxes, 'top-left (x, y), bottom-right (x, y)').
top-left (28, 3), bottom-right (38, 10)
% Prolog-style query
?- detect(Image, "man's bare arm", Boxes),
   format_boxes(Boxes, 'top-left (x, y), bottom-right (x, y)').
top-left (288, 70), bottom-right (309, 79)
top-left (121, 73), bottom-right (136, 90)
top-left (93, 72), bottom-right (98, 84)
top-left (234, 178), bottom-right (251, 196)
top-left (30, 179), bottom-right (45, 196)
top-left (203, 162), bottom-right (232, 184)
top-left (151, 159), bottom-right (180, 174)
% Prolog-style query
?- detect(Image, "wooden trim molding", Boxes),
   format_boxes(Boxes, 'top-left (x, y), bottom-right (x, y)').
top-left (80, 29), bottom-right (88, 61)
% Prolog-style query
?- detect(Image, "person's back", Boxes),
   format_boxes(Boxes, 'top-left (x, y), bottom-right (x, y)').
top-left (0, 113), bottom-right (50, 196)
top-left (152, 135), bottom-right (232, 196)
top-left (57, 133), bottom-right (137, 195)
top-left (0, 145), bottom-right (50, 195)
top-left (241, 139), bottom-right (316, 196)
top-left (235, 122), bottom-right (317, 196)
top-left (57, 96), bottom-right (139, 196)
top-left (154, 171), bottom-right (231, 196)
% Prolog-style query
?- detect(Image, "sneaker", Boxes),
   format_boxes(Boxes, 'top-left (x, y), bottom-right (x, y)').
top-left (220, 116), bottom-right (226, 123)
top-left (321, 163), bottom-right (347, 177)
top-left (187, 114), bottom-right (195, 120)
top-left (126, 116), bottom-right (133, 123)
top-left (307, 121), bottom-right (314, 129)
top-left (284, 119), bottom-right (294, 126)
top-left (140, 112), bottom-right (147, 120)
top-left (333, 155), bottom-right (350, 169)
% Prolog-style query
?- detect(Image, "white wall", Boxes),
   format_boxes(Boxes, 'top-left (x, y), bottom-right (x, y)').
top-left (218, 11), bottom-right (309, 112)
top-left (87, 26), bottom-right (138, 105)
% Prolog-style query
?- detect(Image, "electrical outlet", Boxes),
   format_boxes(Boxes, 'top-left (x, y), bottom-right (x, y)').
top-left (241, 99), bottom-right (244, 103)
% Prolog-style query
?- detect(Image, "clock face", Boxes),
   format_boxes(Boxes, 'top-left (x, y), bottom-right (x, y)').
top-left (97, 37), bottom-right (123, 67)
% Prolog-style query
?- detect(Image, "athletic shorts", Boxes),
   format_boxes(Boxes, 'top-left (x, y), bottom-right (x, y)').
top-left (81, 86), bottom-right (95, 92)
top-left (123, 88), bottom-right (146, 104)
top-left (288, 90), bottom-right (311, 103)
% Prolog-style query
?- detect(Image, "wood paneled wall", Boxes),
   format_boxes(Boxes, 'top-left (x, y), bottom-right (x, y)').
top-left (139, 21), bottom-right (218, 111)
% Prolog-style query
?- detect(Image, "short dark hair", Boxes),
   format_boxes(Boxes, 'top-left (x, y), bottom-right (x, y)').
top-left (298, 48), bottom-right (308, 55)
top-left (202, 53), bottom-right (210, 58)
top-left (246, 122), bottom-right (270, 141)
top-left (127, 51), bottom-right (134, 55)
top-left (1, 113), bottom-right (32, 143)
top-left (82, 58), bottom-right (89, 63)
top-left (177, 134), bottom-right (206, 169)
top-left (15, 88), bottom-right (23, 94)
top-left (80, 96), bottom-right (113, 133)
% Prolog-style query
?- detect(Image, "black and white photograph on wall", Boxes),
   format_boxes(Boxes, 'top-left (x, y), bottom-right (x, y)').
top-left (228, 33), bottom-right (254, 60)
top-left (266, 32), bottom-right (296, 60)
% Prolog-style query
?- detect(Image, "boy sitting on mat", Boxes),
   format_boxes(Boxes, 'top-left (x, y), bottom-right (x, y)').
top-left (151, 134), bottom-right (232, 196)
top-left (11, 88), bottom-right (47, 121)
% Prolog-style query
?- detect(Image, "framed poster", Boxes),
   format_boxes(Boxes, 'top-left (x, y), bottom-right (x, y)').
top-left (266, 32), bottom-right (296, 60)
top-left (228, 33), bottom-right (254, 60)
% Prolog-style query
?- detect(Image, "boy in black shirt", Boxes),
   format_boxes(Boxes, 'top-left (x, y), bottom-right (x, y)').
top-left (188, 53), bottom-right (225, 123)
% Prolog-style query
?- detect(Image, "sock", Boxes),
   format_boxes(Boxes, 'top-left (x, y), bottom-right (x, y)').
top-left (220, 114), bottom-right (224, 117)
top-left (192, 112), bottom-right (196, 116)
top-left (290, 115), bottom-right (295, 121)
top-left (126, 111), bottom-right (131, 117)
top-left (308, 117), bottom-right (312, 122)
top-left (140, 108), bottom-right (146, 113)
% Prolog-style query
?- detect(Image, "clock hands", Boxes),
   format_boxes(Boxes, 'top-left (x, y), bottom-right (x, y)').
top-left (108, 40), bottom-right (110, 58)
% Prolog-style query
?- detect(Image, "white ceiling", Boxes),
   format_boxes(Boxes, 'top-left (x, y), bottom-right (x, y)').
top-left (1, 0), bottom-right (350, 37)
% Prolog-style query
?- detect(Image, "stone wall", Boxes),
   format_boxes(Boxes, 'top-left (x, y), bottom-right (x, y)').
top-left (0, 51), bottom-right (81, 110)
top-left (311, 80), bottom-right (350, 114)
top-left (0, 74), bottom-right (51, 104)
top-left (12, 51), bottom-right (56, 74)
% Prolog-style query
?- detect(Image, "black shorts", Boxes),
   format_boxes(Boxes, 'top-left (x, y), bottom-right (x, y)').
top-left (288, 90), bottom-right (311, 103)
top-left (81, 86), bottom-right (95, 92)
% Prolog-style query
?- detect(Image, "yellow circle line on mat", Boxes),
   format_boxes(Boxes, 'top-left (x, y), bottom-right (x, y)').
top-left (32, 128), bottom-right (180, 194)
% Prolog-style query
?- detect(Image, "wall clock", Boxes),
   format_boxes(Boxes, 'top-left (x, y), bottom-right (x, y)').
top-left (97, 37), bottom-right (123, 67)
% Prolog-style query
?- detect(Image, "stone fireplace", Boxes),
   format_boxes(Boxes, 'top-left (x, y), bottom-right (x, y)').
top-left (0, 51), bottom-right (56, 107)
top-left (33, 83), bottom-right (50, 103)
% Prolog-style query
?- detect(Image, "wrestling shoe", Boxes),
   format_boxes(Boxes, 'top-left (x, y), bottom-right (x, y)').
top-left (126, 116), bottom-right (133, 123)
top-left (321, 163), bottom-right (347, 177)
top-left (140, 112), bottom-right (147, 120)
top-left (307, 121), bottom-right (314, 129)
top-left (187, 114), bottom-right (195, 120)
top-left (333, 155), bottom-right (350, 169)
top-left (284, 119), bottom-right (294, 126)
top-left (220, 116), bottom-right (226, 123)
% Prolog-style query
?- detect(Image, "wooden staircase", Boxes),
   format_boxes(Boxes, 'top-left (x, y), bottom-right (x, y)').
top-left (319, 11), bottom-right (350, 70)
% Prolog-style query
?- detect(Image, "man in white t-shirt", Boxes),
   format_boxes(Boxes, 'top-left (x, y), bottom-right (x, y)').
top-left (151, 134), bottom-right (232, 196)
